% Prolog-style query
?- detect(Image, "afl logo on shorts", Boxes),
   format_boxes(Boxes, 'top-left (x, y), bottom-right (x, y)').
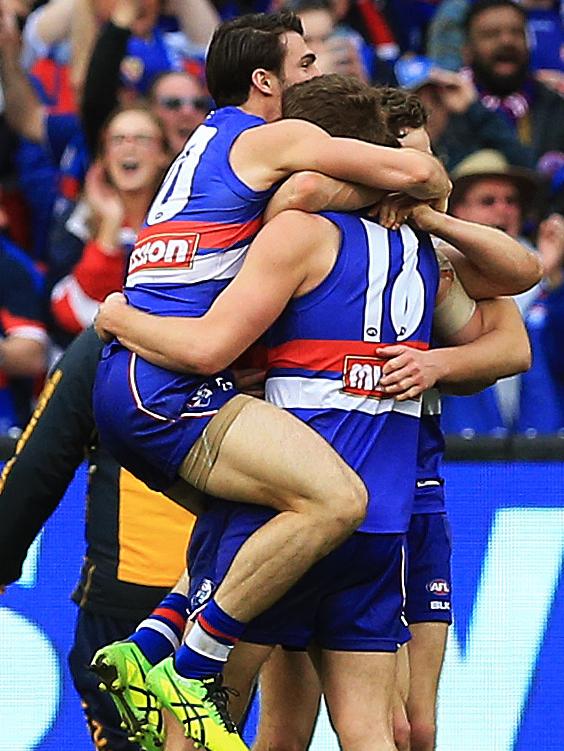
top-left (426, 579), bottom-right (450, 595)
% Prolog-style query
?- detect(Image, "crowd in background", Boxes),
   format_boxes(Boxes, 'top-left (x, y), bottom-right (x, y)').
top-left (0, 0), bottom-right (562, 438)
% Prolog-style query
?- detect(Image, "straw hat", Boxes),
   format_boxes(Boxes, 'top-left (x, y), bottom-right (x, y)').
top-left (450, 149), bottom-right (542, 208)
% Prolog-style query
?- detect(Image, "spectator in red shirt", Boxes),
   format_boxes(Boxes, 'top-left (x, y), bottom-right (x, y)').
top-left (50, 105), bottom-right (168, 342)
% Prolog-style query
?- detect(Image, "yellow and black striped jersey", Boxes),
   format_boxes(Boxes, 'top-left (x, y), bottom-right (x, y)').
top-left (0, 327), bottom-right (195, 621)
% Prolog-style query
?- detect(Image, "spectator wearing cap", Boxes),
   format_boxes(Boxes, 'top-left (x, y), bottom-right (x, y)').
top-left (463, 0), bottom-right (564, 163)
top-left (394, 54), bottom-right (535, 171)
top-left (442, 149), bottom-right (564, 435)
top-left (450, 149), bottom-right (541, 242)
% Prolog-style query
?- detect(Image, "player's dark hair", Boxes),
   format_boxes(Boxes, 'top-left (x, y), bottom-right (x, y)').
top-left (206, 12), bottom-right (304, 108)
top-left (464, 0), bottom-right (526, 34)
top-left (374, 86), bottom-right (428, 137)
top-left (282, 74), bottom-right (398, 146)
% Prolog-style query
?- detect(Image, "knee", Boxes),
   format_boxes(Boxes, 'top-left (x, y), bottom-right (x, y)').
top-left (410, 719), bottom-right (436, 751)
top-left (329, 473), bottom-right (367, 534)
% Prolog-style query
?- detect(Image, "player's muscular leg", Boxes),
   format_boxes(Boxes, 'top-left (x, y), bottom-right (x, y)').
top-left (407, 622), bottom-right (448, 751)
top-left (179, 397), bottom-right (367, 620)
top-left (223, 641), bottom-right (274, 724)
top-left (164, 710), bottom-right (195, 751)
top-left (320, 650), bottom-right (399, 751)
top-left (254, 647), bottom-right (321, 751)
top-left (393, 645), bottom-right (411, 751)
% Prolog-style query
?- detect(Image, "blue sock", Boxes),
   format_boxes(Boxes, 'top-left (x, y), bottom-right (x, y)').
top-left (130, 592), bottom-right (189, 665)
top-left (175, 599), bottom-right (246, 679)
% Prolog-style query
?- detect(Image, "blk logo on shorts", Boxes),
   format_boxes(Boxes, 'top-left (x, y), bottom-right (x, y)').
top-left (426, 579), bottom-right (450, 595)
top-left (430, 600), bottom-right (451, 610)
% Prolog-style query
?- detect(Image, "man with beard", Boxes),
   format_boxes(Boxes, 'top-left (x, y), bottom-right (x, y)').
top-left (463, 0), bottom-right (564, 163)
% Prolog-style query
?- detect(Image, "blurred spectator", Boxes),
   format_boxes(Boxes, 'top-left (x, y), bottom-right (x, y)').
top-left (288, 0), bottom-right (370, 81)
top-left (20, 0), bottom-right (74, 72)
top-left (463, 0), bottom-right (564, 163)
top-left (518, 212), bottom-right (564, 433)
top-left (384, 0), bottom-right (440, 56)
top-left (279, 0), bottom-right (399, 75)
top-left (70, 0), bottom-right (219, 99)
top-left (49, 105), bottom-right (168, 343)
top-left (428, 0), bottom-right (564, 80)
top-left (394, 55), bottom-right (535, 170)
top-left (1, 0), bottom-right (211, 266)
top-left (442, 149), bottom-right (564, 434)
top-left (0, 0), bottom-right (87, 259)
top-left (148, 72), bottom-right (210, 155)
top-left (0, 191), bottom-right (47, 434)
top-left (520, 0), bottom-right (563, 80)
top-left (426, 0), bottom-right (468, 71)
top-left (336, 0), bottom-right (398, 75)
top-left (81, 0), bottom-right (209, 156)
top-left (449, 149), bottom-right (541, 238)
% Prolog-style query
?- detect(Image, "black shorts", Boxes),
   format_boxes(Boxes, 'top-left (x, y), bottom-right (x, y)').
top-left (68, 608), bottom-right (143, 751)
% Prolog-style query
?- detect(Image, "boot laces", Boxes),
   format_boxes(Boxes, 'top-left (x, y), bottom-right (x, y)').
top-left (203, 675), bottom-right (239, 733)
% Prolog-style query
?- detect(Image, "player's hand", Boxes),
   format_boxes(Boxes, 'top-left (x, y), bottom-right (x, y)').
top-left (0, 585), bottom-right (7, 594)
top-left (94, 292), bottom-right (128, 342)
top-left (408, 203), bottom-right (443, 233)
top-left (377, 345), bottom-right (441, 400)
top-left (374, 193), bottom-right (421, 230)
top-left (233, 368), bottom-right (267, 399)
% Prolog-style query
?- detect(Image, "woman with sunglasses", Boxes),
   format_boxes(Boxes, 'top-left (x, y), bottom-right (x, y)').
top-left (49, 105), bottom-right (170, 344)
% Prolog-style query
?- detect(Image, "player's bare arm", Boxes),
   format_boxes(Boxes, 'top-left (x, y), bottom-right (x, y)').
top-left (231, 119), bottom-right (451, 200)
top-left (434, 297), bottom-right (531, 394)
top-left (263, 171), bottom-right (384, 222)
top-left (0, 3), bottom-right (46, 144)
top-left (412, 204), bottom-right (543, 299)
top-left (377, 204), bottom-right (533, 399)
top-left (95, 211), bottom-right (338, 372)
top-left (379, 297), bottom-right (530, 400)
